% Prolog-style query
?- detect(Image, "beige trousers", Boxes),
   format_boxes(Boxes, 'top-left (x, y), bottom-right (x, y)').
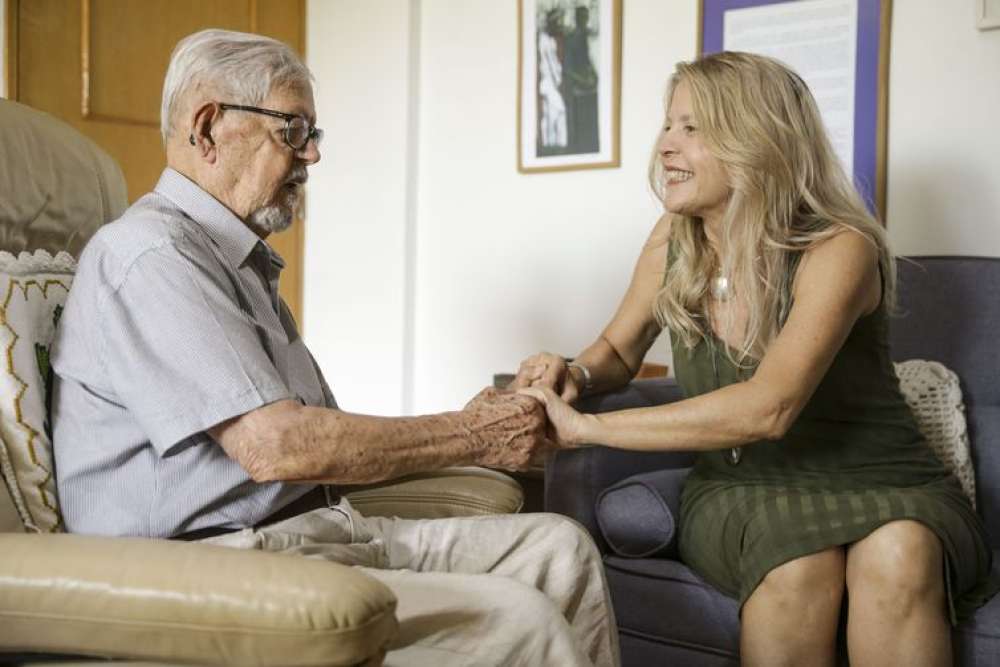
top-left (204, 499), bottom-right (620, 667)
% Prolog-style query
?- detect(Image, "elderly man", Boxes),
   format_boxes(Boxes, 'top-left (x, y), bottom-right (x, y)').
top-left (51, 29), bottom-right (618, 667)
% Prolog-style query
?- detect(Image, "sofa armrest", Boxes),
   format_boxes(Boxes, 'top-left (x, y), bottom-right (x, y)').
top-left (344, 466), bottom-right (524, 519)
top-left (545, 378), bottom-right (693, 552)
top-left (0, 534), bottom-right (397, 666)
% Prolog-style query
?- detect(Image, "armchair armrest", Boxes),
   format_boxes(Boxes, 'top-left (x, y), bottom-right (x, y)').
top-left (344, 466), bottom-right (524, 519)
top-left (0, 534), bottom-right (397, 666)
top-left (545, 378), bottom-right (693, 552)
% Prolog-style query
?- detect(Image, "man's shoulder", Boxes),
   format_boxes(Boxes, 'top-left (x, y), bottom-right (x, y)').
top-left (81, 192), bottom-right (211, 290)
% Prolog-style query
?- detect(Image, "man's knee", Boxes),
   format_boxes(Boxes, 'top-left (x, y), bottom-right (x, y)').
top-left (535, 513), bottom-right (601, 559)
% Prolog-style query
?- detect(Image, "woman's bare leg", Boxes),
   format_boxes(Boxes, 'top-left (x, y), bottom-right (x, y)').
top-left (845, 520), bottom-right (951, 666)
top-left (740, 547), bottom-right (845, 667)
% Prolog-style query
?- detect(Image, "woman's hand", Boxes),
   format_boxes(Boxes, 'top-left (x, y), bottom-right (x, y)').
top-left (509, 352), bottom-right (582, 403)
top-left (516, 386), bottom-right (597, 447)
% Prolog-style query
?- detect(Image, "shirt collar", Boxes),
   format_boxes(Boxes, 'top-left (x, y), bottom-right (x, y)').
top-left (153, 168), bottom-right (284, 270)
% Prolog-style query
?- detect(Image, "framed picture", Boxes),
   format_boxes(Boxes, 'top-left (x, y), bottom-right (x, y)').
top-left (979, 0), bottom-right (1000, 30)
top-left (699, 0), bottom-right (892, 220)
top-left (517, 0), bottom-right (622, 173)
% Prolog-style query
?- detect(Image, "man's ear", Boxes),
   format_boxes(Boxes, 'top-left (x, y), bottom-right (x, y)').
top-left (188, 102), bottom-right (219, 161)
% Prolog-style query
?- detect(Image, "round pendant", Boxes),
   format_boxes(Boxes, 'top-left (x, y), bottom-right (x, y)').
top-left (726, 447), bottom-right (742, 466)
top-left (711, 274), bottom-right (732, 301)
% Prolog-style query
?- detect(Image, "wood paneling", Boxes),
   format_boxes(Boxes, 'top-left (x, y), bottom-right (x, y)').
top-left (8, 0), bottom-right (306, 324)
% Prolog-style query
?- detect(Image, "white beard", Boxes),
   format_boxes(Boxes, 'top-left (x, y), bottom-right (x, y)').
top-left (248, 185), bottom-right (299, 234)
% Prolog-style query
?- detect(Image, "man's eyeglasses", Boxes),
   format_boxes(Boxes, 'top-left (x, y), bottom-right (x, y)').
top-left (219, 103), bottom-right (323, 151)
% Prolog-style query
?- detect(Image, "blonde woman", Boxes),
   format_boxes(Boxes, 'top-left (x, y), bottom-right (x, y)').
top-left (514, 52), bottom-right (997, 666)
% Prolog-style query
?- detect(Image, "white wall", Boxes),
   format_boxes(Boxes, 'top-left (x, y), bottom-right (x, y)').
top-left (410, 1), bottom-right (686, 414)
top-left (885, 0), bottom-right (1000, 255)
top-left (306, 0), bottom-right (1000, 417)
top-left (304, 0), bottom-right (417, 415)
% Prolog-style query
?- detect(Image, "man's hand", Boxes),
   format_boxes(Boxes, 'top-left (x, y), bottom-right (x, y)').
top-left (462, 387), bottom-right (553, 470)
top-left (516, 386), bottom-right (596, 448)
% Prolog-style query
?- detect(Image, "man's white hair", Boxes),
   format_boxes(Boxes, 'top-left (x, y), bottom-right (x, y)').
top-left (160, 29), bottom-right (312, 143)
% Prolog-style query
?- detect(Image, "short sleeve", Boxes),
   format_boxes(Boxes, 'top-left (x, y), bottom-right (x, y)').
top-left (98, 242), bottom-right (294, 454)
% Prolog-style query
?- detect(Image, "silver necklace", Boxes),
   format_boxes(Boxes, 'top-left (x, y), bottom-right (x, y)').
top-left (707, 334), bottom-right (742, 466)
top-left (711, 273), bottom-right (732, 301)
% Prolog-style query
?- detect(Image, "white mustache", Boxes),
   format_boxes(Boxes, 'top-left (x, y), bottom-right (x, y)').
top-left (285, 167), bottom-right (309, 186)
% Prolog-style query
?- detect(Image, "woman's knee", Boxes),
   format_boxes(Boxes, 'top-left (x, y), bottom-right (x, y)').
top-left (750, 548), bottom-right (846, 615)
top-left (847, 520), bottom-right (945, 612)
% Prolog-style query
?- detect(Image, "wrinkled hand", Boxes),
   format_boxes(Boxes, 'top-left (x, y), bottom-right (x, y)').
top-left (461, 387), bottom-right (554, 470)
top-left (509, 351), bottom-right (581, 403)
top-left (516, 386), bottom-right (593, 448)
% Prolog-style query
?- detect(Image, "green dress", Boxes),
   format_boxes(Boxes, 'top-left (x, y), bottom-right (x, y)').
top-left (673, 294), bottom-right (998, 624)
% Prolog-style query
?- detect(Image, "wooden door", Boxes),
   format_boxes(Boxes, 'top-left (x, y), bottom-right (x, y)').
top-left (5, 0), bottom-right (306, 324)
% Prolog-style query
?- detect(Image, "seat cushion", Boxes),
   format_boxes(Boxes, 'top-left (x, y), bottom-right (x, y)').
top-left (607, 552), bottom-right (999, 666)
top-left (954, 553), bottom-right (1000, 666)
top-left (604, 555), bottom-right (740, 660)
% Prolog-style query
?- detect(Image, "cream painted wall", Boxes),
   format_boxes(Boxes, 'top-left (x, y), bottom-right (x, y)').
top-left (885, 0), bottom-right (1000, 255)
top-left (304, 0), bottom-right (416, 415)
top-left (410, 0), bottom-right (686, 414)
top-left (306, 0), bottom-right (1000, 417)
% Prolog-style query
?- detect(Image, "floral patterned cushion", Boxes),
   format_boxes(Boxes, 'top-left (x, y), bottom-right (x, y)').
top-left (0, 250), bottom-right (75, 532)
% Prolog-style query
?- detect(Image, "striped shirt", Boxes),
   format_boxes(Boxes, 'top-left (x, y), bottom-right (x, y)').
top-left (52, 168), bottom-right (334, 538)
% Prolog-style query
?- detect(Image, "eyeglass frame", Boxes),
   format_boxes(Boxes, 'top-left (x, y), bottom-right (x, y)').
top-left (218, 103), bottom-right (323, 151)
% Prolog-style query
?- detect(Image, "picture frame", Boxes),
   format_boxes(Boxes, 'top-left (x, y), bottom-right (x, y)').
top-left (978, 0), bottom-right (1000, 30)
top-left (698, 0), bottom-right (892, 220)
top-left (517, 0), bottom-right (622, 173)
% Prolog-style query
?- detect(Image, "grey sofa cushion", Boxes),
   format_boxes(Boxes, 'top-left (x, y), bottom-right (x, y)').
top-left (595, 468), bottom-right (688, 558)
top-left (605, 556), bottom-right (741, 662)
top-left (954, 554), bottom-right (1000, 666)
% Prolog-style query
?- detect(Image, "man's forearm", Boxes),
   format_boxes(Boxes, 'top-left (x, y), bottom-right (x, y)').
top-left (266, 407), bottom-right (488, 484)
top-left (212, 391), bottom-right (546, 485)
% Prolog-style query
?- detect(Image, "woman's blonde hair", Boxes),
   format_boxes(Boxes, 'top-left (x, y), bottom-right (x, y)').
top-left (649, 51), bottom-right (894, 364)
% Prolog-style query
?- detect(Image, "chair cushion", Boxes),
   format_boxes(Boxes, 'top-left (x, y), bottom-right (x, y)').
top-left (595, 468), bottom-right (687, 558)
top-left (895, 359), bottom-right (977, 507)
top-left (604, 555), bottom-right (740, 660)
top-left (954, 552), bottom-right (1000, 666)
top-left (0, 250), bottom-right (75, 533)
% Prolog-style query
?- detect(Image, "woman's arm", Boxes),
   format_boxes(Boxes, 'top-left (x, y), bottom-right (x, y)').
top-left (522, 230), bottom-right (881, 451)
top-left (511, 215), bottom-right (671, 402)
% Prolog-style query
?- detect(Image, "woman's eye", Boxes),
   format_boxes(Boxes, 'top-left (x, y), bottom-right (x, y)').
top-left (663, 125), bottom-right (671, 133)
top-left (684, 125), bottom-right (696, 134)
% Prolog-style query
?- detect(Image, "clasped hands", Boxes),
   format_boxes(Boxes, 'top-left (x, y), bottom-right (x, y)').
top-left (461, 353), bottom-right (594, 471)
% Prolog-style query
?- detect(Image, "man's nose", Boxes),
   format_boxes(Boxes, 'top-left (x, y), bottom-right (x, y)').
top-left (298, 139), bottom-right (321, 165)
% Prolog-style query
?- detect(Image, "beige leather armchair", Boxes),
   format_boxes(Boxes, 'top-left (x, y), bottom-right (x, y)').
top-left (0, 99), bottom-right (523, 666)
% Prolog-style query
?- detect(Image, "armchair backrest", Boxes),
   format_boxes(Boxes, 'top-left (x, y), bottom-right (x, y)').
top-left (0, 100), bottom-right (128, 534)
top-left (0, 99), bottom-right (128, 256)
top-left (890, 256), bottom-right (1000, 548)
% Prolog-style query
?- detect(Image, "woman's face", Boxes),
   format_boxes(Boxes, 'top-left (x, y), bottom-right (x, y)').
top-left (657, 81), bottom-right (731, 226)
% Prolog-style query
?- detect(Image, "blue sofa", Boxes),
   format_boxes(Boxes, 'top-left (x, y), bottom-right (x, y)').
top-left (546, 256), bottom-right (1000, 666)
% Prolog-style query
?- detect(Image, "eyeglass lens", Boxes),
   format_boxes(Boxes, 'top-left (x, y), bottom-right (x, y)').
top-left (287, 117), bottom-right (322, 150)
